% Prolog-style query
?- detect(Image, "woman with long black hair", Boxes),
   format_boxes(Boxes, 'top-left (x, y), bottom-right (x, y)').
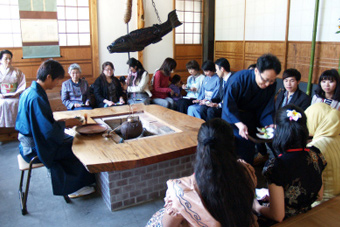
top-left (253, 104), bottom-right (327, 225)
top-left (146, 118), bottom-right (257, 227)
top-left (126, 57), bottom-right (151, 105)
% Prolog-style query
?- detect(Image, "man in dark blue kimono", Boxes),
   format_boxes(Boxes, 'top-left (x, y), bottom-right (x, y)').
top-left (16, 60), bottom-right (95, 198)
top-left (222, 54), bottom-right (281, 164)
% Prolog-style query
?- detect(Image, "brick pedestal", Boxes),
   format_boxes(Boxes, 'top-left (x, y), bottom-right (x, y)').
top-left (96, 154), bottom-right (195, 211)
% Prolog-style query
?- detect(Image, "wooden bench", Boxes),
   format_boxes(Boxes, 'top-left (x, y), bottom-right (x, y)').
top-left (273, 196), bottom-right (340, 227)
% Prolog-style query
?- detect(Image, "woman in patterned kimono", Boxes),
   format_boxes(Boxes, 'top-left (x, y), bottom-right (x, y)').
top-left (0, 50), bottom-right (26, 127)
top-left (146, 118), bottom-right (257, 227)
top-left (253, 104), bottom-right (327, 225)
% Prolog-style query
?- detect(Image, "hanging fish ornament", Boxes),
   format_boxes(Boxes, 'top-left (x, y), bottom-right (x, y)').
top-left (107, 10), bottom-right (182, 53)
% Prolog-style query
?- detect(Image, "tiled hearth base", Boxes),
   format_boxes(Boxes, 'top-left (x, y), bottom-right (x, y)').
top-left (96, 154), bottom-right (195, 211)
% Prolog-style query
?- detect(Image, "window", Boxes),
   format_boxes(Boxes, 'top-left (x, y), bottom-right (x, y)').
top-left (175, 0), bottom-right (203, 44)
top-left (57, 0), bottom-right (90, 46)
top-left (0, 0), bottom-right (90, 48)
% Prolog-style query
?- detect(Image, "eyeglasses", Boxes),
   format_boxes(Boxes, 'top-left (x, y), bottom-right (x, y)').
top-left (104, 68), bottom-right (114, 72)
top-left (258, 72), bottom-right (276, 84)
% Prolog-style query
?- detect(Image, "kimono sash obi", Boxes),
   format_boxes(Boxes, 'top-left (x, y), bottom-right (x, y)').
top-left (1, 83), bottom-right (17, 93)
top-left (18, 133), bottom-right (36, 156)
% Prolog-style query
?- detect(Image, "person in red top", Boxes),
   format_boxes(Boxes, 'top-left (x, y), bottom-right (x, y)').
top-left (151, 58), bottom-right (177, 109)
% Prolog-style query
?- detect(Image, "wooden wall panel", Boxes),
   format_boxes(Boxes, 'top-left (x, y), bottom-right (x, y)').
top-left (214, 40), bottom-right (340, 82)
top-left (215, 41), bottom-right (243, 72)
top-left (287, 41), bottom-right (340, 83)
top-left (8, 46), bottom-right (94, 90)
top-left (174, 44), bottom-right (203, 83)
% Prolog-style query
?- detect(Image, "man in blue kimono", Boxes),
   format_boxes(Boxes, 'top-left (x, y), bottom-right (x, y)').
top-left (222, 54), bottom-right (281, 165)
top-left (16, 60), bottom-right (95, 198)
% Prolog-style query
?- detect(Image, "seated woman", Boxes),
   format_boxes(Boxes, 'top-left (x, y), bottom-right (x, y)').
top-left (61, 63), bottom-right (92, 110)
top-left (253, 104), bottom-right (327, 224)
top-left (275, 68), bottom-right (310, 111)
top-left (187, 60), bottom-right (220, 119)
top-left (146, 118), bottom-right (257, 227)
top-left (0, 50), bottom-right (26, 127)
top-left (176, 60), bottom-right (205, 114)
top-left (311, 69), bottom-right (340, 110)
top-left (306, 103), bottom-right (340, 201)
top-left (93, 61), bottom-right (125, 108)
top-left (16, 60), bottom-right (95, 198)
top-left (151, 58), bottom-right (177, 109)
top-left (126, 57), bottom-right (151, 105)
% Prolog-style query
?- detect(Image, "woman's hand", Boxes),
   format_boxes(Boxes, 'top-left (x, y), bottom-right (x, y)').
top-left (119, 97), bottom-right (125, 104)
top-left (182, 84), bottom-right (187, 89)
top-left (192, 99), bottom-right (200, 103)
top-left (85, 100), bottom-right (90, 106)
top-left (207, 102), bottom-right (218, 107)
top-left (104, 99), bottom-right (115, 106)
top-left (74, 103), bottom-right (82, 108)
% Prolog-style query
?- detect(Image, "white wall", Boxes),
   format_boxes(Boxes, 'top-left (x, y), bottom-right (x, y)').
top-left (97, 0), bottom-right (174, 76)
top-left (215, 0), bottom-right (340, 42)
top-left (289, 0), bottom-right (340, 41)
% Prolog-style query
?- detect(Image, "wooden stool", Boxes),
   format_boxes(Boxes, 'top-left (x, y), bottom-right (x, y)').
top-left (17, 155), bottom-right (71, 215)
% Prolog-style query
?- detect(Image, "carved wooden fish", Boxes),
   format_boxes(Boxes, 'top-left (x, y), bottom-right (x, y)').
top-left (107, 10), bottom-right (182, 53)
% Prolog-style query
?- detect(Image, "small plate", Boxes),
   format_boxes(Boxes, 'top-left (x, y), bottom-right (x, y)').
top-left (257, 127), bottom-right (274, 133)
top-left (256, 132), bottom-right (274, 139)
top-left (76, 124), bottom-right (107, 135)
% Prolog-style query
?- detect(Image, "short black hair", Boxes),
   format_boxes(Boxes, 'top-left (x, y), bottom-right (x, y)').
top-left (36, 60), bottom-right (65, 81)
top-left (282, 68), bottom-right (301, 81)
top-left (256, 53), bottom-right (281, 75)
top-left (171, 74), bottom-right (181, 84)
top-left (186, 60), bottom-right (200, 71)
top-left (215, 58), bottom-right (230, 72)
top-left (201, 60), bottom-right (215, 72)
top-left (247, 64), bottom-right (256, 70)
top-left (0, 50), bottom-right (13, 59)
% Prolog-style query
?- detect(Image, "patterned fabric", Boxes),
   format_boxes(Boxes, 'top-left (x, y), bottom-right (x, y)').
top-left (146, 208), bottom-right (165, 227)
top-left (147, 160), bottom-right (257, 227)
top-left (263, 147), bottom-right (327, 218)
top-left (0, 64), bottom-right (26, 127)
top-left (311, 95), bottom-right (340, 110)
top-left (185, 74), bottom-right (205, 99)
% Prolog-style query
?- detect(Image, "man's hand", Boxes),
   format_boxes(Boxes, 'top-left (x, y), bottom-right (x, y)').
top-left (235, 122), bottom-right (248, 139)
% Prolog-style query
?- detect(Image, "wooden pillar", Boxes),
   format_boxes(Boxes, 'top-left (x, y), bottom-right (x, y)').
top-left (137, 0), bottom-right (144, 64)
top-left (203, 0), bottom-right (215, 62)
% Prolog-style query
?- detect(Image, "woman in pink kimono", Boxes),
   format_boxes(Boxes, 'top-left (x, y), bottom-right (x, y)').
top-left (0, 50), bottom-right (26, 127)
top-left (146, 118), bottom-right (257, 227)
